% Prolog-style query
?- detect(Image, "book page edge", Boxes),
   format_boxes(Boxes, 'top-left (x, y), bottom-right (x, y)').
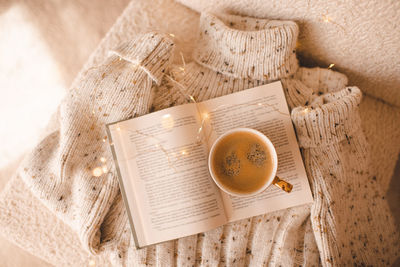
top-left (105, 125), bottom-right (142, 249)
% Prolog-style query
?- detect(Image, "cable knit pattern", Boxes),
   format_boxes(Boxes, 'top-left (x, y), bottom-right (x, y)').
top-left (19, 32), bottom-right (175, 253)
top-left (16, 11), bottom-right (399, 266)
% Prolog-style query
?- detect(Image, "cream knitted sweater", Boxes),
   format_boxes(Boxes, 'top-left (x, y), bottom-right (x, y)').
top-left (19, 13), bottom-right (398, 266)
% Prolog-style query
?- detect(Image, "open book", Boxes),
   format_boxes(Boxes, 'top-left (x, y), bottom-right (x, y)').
top-left (107, 81), bottom-right (313, 248)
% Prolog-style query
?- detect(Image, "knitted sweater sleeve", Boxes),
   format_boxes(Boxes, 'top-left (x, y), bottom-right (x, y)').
top-left (291, 85), bottom-right (399, 265)
top-left (19, 32), bottom-right (174, 253)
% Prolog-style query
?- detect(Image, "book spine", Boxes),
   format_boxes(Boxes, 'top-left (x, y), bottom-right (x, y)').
top-left (106, 125), bottom-right (141, 249)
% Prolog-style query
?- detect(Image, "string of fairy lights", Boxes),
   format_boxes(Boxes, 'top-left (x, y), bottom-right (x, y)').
top-left (86, 13), bottom-right (341, 265)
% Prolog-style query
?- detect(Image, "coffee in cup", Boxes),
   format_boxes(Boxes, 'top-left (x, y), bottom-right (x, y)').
top-left (208, 128), bottom-right (292, 196)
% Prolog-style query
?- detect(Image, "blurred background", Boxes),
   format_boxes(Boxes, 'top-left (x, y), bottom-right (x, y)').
top-left (0, 1), bottom-right (128, 266)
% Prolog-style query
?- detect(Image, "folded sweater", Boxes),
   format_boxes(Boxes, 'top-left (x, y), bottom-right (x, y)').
top-left (19, 12), bottom-right (399, 266)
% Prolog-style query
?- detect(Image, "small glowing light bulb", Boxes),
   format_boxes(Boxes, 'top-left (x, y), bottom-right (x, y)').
top-left (181, 150), bottom-right (187, 155)
top-left (189, 95), bottom-right (196, 102)
top-left (303, 107), bottom-right (310, 114)
top-left (328, 63), bottom-right (335, 69)
top-left (102, 165), bottom-right (108, 173)
top-left (162, 114), bottom-right (174, 129)
top-left (92, 167), bottom-right (102, 177)
top-left (169, 33), bottom-right (175, 38)
top-left (100, 157), bottom-right (106, 163)
top-left (202, 113), bottom-right (209, 119)
top-left (89, 259), bottom-right (96, 266)
top-left (257, 103), bottom-right (262, 106)
top-left (116, 127), bottom-right (121, 131)
top-left (322, 15), bottom-right (331, 23)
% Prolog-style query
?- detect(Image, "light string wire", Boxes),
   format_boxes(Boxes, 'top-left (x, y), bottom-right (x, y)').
top-left (84, 14), bottom-right (342, 263)
top-left (86, 12), bottom-right (342, 180)
top-left (114, 34), bottom-right (291, 172)
top-left (319, 12), bottom-right (346, 68)
top-left (85, 11), bottom-right (346, 264)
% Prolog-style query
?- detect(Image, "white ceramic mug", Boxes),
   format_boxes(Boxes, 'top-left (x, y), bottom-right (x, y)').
top-left (208, 128), bottom-right (292, 197)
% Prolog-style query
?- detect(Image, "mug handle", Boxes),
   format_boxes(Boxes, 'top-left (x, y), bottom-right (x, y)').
top-left (272, 176), bottom-right (293, 193)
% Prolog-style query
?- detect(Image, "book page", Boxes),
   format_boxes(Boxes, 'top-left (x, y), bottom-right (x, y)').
top-left (108, 103), bottom-right (227, 247)
top-left (198, 81), bottom-right (313, 222)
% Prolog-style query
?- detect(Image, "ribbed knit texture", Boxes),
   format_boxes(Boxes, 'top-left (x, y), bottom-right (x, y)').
top-left (292, 87), bottom-right (399, 265)
top-left (112, 13), bottom-right (398, 266)
top-left (17, 11), bottom-right (399, 266)
top-left (19, 32), bottom-right (175, 254)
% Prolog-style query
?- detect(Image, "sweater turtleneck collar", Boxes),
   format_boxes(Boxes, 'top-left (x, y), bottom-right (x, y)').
top-left (193, 13), bottom-right (299, 81)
